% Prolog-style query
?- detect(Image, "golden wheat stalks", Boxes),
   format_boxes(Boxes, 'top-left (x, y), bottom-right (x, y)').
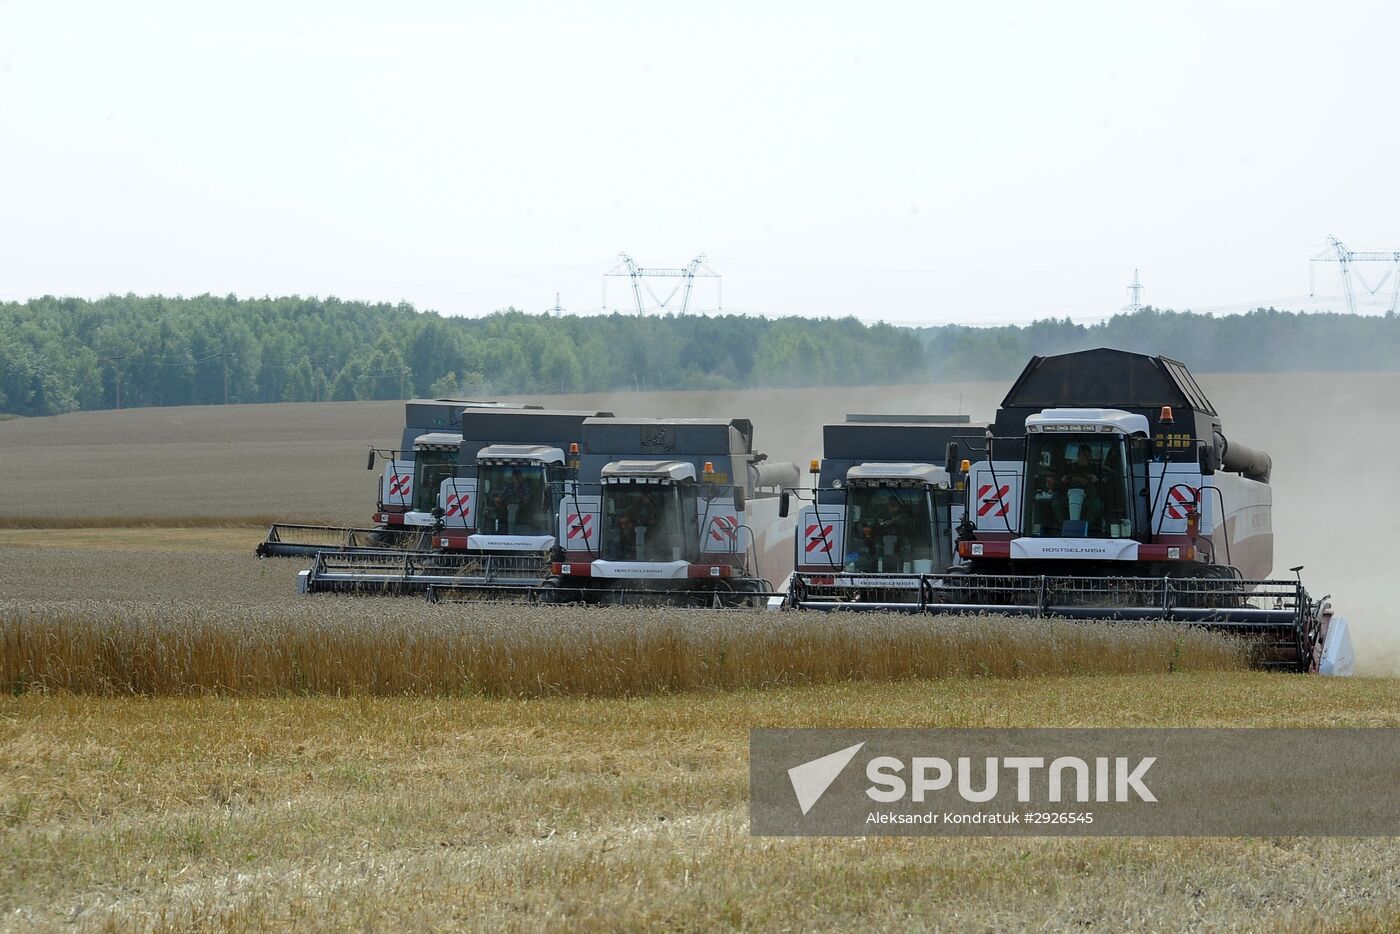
top-left (0, 600), bottom-right (1247, 698)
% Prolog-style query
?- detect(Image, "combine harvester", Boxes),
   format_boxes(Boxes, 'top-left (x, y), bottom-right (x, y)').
top-left (534, 417), bottom-right (800, 606)
top-left (783, 349), bottom-right (1355, 675)
top-left (297, 407), bottom-right (609, 595)
top-left (784, 413), bottom-right (972, 600)
top-left (257, 398), bottom-right (536, 557)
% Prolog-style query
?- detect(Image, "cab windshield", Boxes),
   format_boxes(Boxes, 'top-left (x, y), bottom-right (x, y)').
top-left (601, 483), bottom-right (692, 562)
top-left (477, 463), bottom-right (551, 534)
top-left (412, 449), bottom-right (457, 513)
top-left (843, 484), bottom-right (936, 573)
top-left (1023, 434), bottom-right (1133, 538)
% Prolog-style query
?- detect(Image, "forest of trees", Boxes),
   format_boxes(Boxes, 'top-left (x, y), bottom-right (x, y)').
top-left (1, 294), bottom-right (1396, 417)
top-left (918, 307), bottom-right (1400, 381)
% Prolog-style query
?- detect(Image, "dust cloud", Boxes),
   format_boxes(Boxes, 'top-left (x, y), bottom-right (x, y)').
top-left (1196, 373), bottom-right (1399, 678)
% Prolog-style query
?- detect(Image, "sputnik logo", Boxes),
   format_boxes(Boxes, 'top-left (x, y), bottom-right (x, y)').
top-left (787, 741), bottom-right (865, 815)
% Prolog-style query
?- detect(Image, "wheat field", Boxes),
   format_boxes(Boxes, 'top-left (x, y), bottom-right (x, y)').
top-left (1, 602), bottom-right (1245, 698)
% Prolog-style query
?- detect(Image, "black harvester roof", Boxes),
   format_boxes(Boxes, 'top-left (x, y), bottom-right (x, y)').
top-left (397, 402), bottom-right (613, 466)
top-left (991, 347), bottom-right (1220, 467)
top-left (398, 399), bottom-right (541, 451)
top-left (994, 348), bottom-right (1216, 431)
top-left (986, 348), bottom-right (1270, 476)
top-left (579, 417), bottom-right (757, 489)
top-left (455, 408), bottom-right (613, 469)
top-left (818, 415), bottom-right (980, 489)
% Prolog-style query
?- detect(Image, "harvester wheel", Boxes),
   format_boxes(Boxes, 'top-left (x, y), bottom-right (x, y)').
top-left (534, 577), bottom-right (564, 605)
top-left (720, 578), bottom-right (768, 609)
top-left (926, 567), bottom-right (972, 606)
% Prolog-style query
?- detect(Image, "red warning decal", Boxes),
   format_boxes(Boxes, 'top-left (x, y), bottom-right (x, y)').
top-left (977, 483), bottom-right (1010, 518)
top-left (567, 513), bottom-right (594, 541)
top-left (388, 474), bottom-right (412, 497)
top-left (1165, 486), bottom-right (1200, 520)
top-left (445, 492), bottom-right (470, 517)
top-left (709, 515), bottom-right (738, 543)
top-left (804, 523), bottom-right (835, 554)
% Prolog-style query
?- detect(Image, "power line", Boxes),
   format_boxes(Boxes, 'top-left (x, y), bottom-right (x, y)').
top-left (1122, 269), bottom-right (1144, 314)
top-left (1310, 236), bottom-right (1400, 315)
top-left (603, 253), bottom-right (721, 315)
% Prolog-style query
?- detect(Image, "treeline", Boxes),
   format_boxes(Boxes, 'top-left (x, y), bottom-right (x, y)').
top-left (0, 295), bottom-right (924, 416)
top-left (1, 295), bottom-right (1397, 416)
top-left (920, 307), bottom-right (1400, 380)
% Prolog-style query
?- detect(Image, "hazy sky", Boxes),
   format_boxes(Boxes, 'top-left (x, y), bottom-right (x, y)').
top-left (4, 1), bottom-right (1398, 324)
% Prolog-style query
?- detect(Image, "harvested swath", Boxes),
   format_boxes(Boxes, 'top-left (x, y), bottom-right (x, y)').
top-left (0, 601), bottom-right (1247, 697)
top-left (0, 515), bottom-right (281, 529)
top-left (0, 546), bottom-right (290, 604)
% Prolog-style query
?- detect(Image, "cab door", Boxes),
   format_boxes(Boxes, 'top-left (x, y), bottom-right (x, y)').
top-left (1129, 436), bottom-right (1151, 539)
top-left (970, 465), bottom-right (1020, 534)
top-left (930, 488), bottom-right (958, 570)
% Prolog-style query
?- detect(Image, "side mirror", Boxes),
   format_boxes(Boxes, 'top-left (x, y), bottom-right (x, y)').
top-left (778, 490), bottom-right (790, 518)
top-left (945, 441), bottom-right (960, 477)
top-left (735, 487), bottom-right (746, 512)
top-left (1197, 445), bottom-right (1215, 476)
top-left (366, 449), bottom-right (377, 471)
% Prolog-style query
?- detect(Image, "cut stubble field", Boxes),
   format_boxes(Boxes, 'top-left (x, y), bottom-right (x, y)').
top-left (5, 676), bottom-right (1400, 930)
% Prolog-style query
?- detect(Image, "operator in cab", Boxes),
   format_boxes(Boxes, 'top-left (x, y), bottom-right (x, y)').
top-left (492, 468), bottom-right (535, 533)
top-left (1061, 445), bottom-right (1105, 529)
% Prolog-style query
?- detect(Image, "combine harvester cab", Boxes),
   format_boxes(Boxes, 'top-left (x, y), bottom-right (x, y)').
top-left (298, 408), bottom-right (611, 597)
top-left (545, 417), bottom-right (799, 606)
top-left (786, 415), bottom-right (976, 607)
top-left (258, 398), bottom-right (532, 557)
top-left (377, 430), bottom-right (462, 537)
top-left (787, 349), bottom-right (1355, 675)
top-left (427, 407), bottom-right (611, 554)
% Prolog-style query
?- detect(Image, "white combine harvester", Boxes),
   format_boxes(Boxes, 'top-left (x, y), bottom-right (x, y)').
top-left (783, 413), bottom-right (967, 597)
top-left (257, 398), bottom-right (539, 558)
top-left (290, 407), bottom-right (610, 596)
top-left (782, 349), bottom-right (1354, 675)
top-left (541, 417), bottom-right (799, 606)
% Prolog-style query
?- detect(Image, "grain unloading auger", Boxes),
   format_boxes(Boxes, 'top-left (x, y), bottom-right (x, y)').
top-left (778, 349), bottom-right (1355, 675)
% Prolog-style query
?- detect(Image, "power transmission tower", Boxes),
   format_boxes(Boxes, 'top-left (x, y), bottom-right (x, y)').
top-left (217, 352), bottom-right (233, 404)
top-left (1310, 236), bottom-right (1400, 314)
top-left (103, 355), bottom-right (128, 409)
top-left (545, 293), bottom-right (566, 316)
top-left (603, 253), bottom-right (721, 315)
top-left (1122, 269), bottom-right (1145, 314)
